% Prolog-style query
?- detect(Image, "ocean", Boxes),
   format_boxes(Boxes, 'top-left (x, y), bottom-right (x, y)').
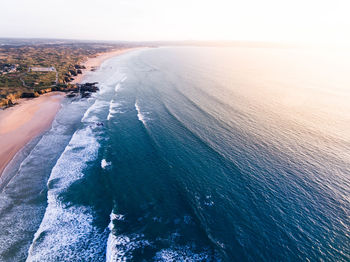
top-left (0, 46), bottom-right (349, 261)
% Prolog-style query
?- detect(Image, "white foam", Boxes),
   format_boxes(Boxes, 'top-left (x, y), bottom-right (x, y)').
top-left (204, 195), bottom-right (215, 206)
top-left (115, 83), bottom-right (121, 93)
top-left (121, 76), bottom-right (127, 83)
top-left (27, 115), bottom-right (104, 260)
top-left (110, 213), bottom-right (125, 222)
top-left (107, 100), bottom-right (123, 120)
top-left (106, 233), bottom-right (151, 262)
top-left (106, 234), bottom-right (130, 262)
top-left (104, 72), bottom-right (126, 87)
top-left (106, 212), bottom-right (150, 262)
top-left (105, 212), bottom-right (213, 261)
top-left (81, 99), bottom-right (109, 123)
top-left (98, 84), bottom-right (108, 94)
top-left (154, 246), bottom-right (211, 261)
top-left (135, 101), bottom-right (149, 125)
top-left (107, 113), bottom-right (112, 121)
top-left (101, 159), bottom-right (111, 169)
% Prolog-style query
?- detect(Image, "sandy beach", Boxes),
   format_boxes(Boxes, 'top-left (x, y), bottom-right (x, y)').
top-left (71, 48), bottom-right (136, 84)
top-left (0, 48), bottom-right (138, 177)
top-left (0, 92), bottom-right (64, 176)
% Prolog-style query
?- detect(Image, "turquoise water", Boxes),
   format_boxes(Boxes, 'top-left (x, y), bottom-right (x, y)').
top-left (1, 46), bottom-right (350, 261)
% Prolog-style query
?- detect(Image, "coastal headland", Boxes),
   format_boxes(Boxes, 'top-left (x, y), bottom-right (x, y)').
top-left (0, 47), bottom-right (139, 177)
top-left (70, 48), bottom-right (136, 84)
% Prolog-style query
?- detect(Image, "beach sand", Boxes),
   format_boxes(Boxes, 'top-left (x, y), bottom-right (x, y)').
top-left (0, 92), bottom-right (64, 176)
top-left (0, 48), bottom-right (138, 177)
top-left (71, 48), bottom-right (136, 84)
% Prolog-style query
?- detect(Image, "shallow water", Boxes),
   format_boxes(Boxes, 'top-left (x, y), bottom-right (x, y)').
top-left (1, 46), bottom-right (350, 261)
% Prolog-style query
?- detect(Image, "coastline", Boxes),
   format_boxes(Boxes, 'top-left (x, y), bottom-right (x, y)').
top-left (70, 48), bottom-right (137, 84)
top-left (0, 48), bottom-right (138, 177)
top-left (0, 92), bottom-right (64, 176)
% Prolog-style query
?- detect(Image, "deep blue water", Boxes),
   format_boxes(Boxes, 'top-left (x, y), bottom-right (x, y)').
top-left (1, 46), bottom-right (350, 261)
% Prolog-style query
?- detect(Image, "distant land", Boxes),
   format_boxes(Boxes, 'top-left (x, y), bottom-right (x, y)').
top-left (0, 37), bottom-right (327, 108)
top-left (0, 38), bottom-right (149, 107)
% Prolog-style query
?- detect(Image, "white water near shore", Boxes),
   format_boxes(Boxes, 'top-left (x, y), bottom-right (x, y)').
top-left (26, 50), bottom-right (140, 262)
top-left (2, 46), bottom-right (350, 261)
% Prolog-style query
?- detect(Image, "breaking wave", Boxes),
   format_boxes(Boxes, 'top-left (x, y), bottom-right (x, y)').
top-left (27, 108), bottom-right (105, 261)
top-left (135, 101), bottom-right (149, 125)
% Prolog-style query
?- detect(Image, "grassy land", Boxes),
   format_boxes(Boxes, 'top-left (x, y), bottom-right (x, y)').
top-left (22, 71), bottom-right (56, 89)
top-left (0, 40), bottom-right (137, 106)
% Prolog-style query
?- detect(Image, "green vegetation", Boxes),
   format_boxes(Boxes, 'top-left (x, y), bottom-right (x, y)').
top-left (22, 71), bottom-right (56, 89)
top-left (0, 40), bottom-right (135, 106)
top-left (0, 74), bottom-right (22, 88)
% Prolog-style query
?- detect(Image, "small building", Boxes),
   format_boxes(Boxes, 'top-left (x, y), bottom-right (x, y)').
top-left (30, 66), bottom-right (56, 72)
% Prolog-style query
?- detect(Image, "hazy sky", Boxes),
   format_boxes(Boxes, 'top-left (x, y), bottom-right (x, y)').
top-left (1, 0), bottom-right (350, 43)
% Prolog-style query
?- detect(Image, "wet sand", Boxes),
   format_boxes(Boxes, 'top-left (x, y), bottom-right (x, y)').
top-left (71, 48), bottom-right (137, 84)
top-left (0, 48), bottom-right (139, 177)
top-left (0, 92), bottom-right (64, 176)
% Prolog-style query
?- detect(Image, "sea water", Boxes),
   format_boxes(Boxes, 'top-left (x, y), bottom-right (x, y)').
top-left (1, 46), bottom-right (349, 261)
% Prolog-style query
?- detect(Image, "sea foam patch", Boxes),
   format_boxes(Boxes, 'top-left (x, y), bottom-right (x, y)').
top-left (27, 109), bottom-right (106, 261)
top-left (101, 159), bottom-right (111, 169)
top-left (107, 100), bottom-right (123, 120)
top-left (106, 211), bottom-right (151, 262)
top-left (82, 99), bottom-right (109, 123)
top-left (106, 232), bottom-right (151, 261)
top-left (135, 101), bottom-right (151, 125)
top-left (121, 75), bottom-right (127, 83)
top-left (154, 248), bottom-right (208, 262)
top-left (115, 83), bottom-right (121, 93)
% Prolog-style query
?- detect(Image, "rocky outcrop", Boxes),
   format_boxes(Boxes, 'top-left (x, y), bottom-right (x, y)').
top-left (0, 98), bottom-right (14, 107)
top-left (66, 92), bottom-right (77, 98)
top-left (38, 88), bottom-right (52, 94)
top-left (78, 82), bottom-right (99, 98)
top-left (69, 70), bottom-right (77, 76)
top-left (59, 82), bottom-right (99, 98)
top-left (1, 81), bottom-right (100, 108)
top-left (74, 64), bottom-right (85, 70)
top-left (79, 82), bottom-right (99, 91)
top-left (0, 92), bottom-right (22, 107)
top-left (21, 92), bottom-right (39, 98)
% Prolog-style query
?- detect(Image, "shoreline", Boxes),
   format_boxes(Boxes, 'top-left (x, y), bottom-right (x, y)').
top-left (0, 92), bottom-right (64, 176)
top-left (70, 48), bottom-right (138, 84)
top-left (0, 48), bottom-right (139, 177)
